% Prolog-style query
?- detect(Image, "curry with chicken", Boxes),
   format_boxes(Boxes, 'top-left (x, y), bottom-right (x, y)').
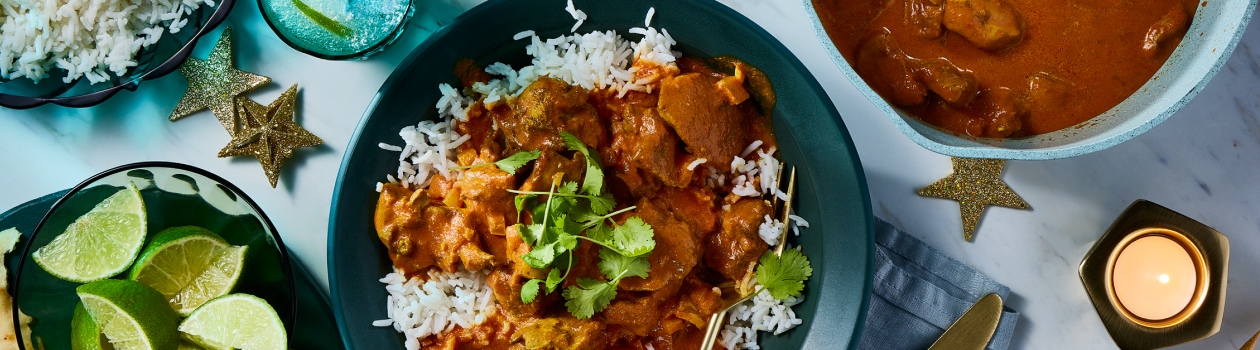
top-left (813, 0), bottom-right (1198, 137)
top-left (374, 54), bottom-right (797, 349)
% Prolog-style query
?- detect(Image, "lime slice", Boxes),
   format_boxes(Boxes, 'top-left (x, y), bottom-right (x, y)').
top-left (291, 0), bottom-right (352, 37)
top-left (128, 226), bottom-right (248, 316)
top-left (179, 294), bottom-right (287, 350)
top-left (178, 341), bottom-right (206, 350)
top-left (76, 279), bottom-right (180, 350)
top-left (70, 302), bottom-right (106, 350)
top-left (34, 183), bottom-right (147, 283)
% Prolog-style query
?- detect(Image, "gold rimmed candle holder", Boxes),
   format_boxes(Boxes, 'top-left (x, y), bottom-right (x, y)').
top-left (1079, 200), bottom-right (1229, 350)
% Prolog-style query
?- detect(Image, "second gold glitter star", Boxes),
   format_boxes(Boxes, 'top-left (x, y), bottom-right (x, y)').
top-left (917, 157), bottom-right (1029, 241)
top-left (220, 85), bottom-right (323, 188)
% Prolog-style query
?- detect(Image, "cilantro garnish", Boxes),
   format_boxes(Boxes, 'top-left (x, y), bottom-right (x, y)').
top-left (451, 150), bottom-right (541, 174)
top-left (510, 133), bottom-right (657, 319)
top-left (562, 248), bottom-right (650, 318)
top-left (754, 248), bottom-right (813, 300)
top-left (560, 132), bottom-right (605, 196)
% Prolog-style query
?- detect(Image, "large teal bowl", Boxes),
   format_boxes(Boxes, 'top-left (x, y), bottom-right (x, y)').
top-left (805, 0), bottom-right (1257, 160)
top-left (328, 0), bottom-right (874, 348)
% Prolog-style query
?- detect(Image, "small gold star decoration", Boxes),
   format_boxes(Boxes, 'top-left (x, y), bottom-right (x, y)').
top-left (917, 157), bottom-right (1029, 241)
top-left (169, 27), bottom-right (271, 132)
top-left (219, 84), bottom-right (323, 188)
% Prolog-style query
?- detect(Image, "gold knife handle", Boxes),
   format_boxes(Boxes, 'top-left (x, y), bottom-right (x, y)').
top-left (928, 293), bottom-right (1004, 350)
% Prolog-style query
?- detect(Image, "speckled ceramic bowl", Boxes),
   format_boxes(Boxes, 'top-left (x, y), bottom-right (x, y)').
top-left (805, 0), bottom-right (1257, 160)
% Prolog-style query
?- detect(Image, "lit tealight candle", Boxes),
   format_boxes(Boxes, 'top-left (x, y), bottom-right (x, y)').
top-left (1112, 234), bottom-right (1198, 321)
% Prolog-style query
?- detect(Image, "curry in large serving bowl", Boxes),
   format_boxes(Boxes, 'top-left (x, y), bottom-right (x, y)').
top-left (807, 0), bottom-right (1256, 159)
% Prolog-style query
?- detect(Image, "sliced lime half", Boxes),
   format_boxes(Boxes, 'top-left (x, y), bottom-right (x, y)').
top-left (128, 226), bottom-right (248, 316)
top-left (34, 183), bottom-right (147, 283)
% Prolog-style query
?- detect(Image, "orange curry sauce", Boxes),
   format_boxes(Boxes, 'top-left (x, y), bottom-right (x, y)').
top-left (374, 57), bottom-right (778, 349)
top-left (813, 0), bottom-right (1198, 137)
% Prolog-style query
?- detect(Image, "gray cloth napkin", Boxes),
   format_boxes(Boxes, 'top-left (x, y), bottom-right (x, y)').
top-left (858, 218), bottom-right (1020, 350)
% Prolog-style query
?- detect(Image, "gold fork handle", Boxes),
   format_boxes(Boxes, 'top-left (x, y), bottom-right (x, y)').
top-left (700, 310), bottom-right (728, 350)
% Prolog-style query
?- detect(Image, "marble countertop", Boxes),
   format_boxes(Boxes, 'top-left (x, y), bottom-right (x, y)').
top-left (2, 0), bottom-right (1258, 348)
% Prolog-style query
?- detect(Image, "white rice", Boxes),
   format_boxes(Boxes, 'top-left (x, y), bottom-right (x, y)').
top-left (686, 158), bottom-right (707, 171)
top-left (719, 281), bottom-right (807, 350)
top-left (727, 141), bottom-right (784, 199)
top-left (373, 269), bottom-right (496, 350)
top-left (376, 117), bottom-right (470, 191)
top-left (0, 0), bottom-right (211, 84)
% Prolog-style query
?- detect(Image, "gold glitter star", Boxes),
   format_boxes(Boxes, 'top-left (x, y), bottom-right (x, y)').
top-left (219, 84), bottom-right (323, 188)
top-left (169, 27), bottom-right (271, 133)
top-left (917, 157), bottom-right (1029, 241)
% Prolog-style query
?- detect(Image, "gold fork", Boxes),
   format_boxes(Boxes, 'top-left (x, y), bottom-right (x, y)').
top-left (700, 166), bottom-right (796, 349)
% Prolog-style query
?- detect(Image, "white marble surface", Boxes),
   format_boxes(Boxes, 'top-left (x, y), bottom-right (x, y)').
top-left (2, 0), bottom-right (1258, 348)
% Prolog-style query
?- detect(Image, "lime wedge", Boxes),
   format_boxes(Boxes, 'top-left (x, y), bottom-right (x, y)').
top-left (291, 0), bottom-right (352, 37)
top-left (34, 183), bottom-right (147, 283)
top-left (76, 279), bottom-right (180, 350)
top-left (128, 226), bottom-right (248, 316)
top-left (70, 303), bottom-right (106, 350)
top-left (179, 294), bottom-right (287, 350)
top-left (179, 341), bottom-right (206, 350)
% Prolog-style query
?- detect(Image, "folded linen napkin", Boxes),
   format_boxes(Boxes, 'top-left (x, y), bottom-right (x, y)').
top-left (859, 218), bottom-right (1020, 350)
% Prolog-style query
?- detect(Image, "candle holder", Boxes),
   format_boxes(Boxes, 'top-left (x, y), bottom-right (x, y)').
top-left (1079, 199), bottom-right (1229, 350)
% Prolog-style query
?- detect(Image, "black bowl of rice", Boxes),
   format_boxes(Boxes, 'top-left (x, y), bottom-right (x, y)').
top-left (0, 0), bottom-right (236, 109)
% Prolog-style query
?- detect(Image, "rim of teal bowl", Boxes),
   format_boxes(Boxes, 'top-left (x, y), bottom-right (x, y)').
top-left (11, 161), bottom-right (298, 349)
top-left (329, 0), bottom-right (875, 348)
top-left (256, 0), bottom-right (417, 60)
top-left (803, 0), bottom-right (1259, 160)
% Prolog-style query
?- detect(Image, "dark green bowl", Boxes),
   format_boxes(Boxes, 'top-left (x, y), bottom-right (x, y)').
top-left (327, 0), bottom-right (874, 348)
top-left (13, 162), bottom-right (296, 350)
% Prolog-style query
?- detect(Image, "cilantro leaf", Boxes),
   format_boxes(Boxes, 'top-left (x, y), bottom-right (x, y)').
top-left (521, 279), bottom-right (542, 303)
top-left (755, 249), bottom-right (813, 300)
top-left (569, 204), bottom-right (603, 228)
top-left (610, 217), bottom-right (655, 257)
top-left (522, 243), bottom-right (556, 269)
top-left (563, 278), bottom-right (617, 319)
top-left (586, 222), bottom-right (612, 244)
top-left (560, 132), bottom-right (604, 196)
top-left (515, 194), bottom-right (537, 221)
top-left (545, 268), bottom-right (564, 293)
top-left (558, 181), bottom-right (579, 195)
top-left (596, 248), bottom-right (650, 280)
top-left (588, 192), bottom-right (615, 216)
top-left (557, 233), bottom-right (578, 251)
top-left (519, 223), bottom-right (544, 247)
top-left (495, 150), bottom-right (541, 174)
top-left (553, 214), bottom-right (583, 238)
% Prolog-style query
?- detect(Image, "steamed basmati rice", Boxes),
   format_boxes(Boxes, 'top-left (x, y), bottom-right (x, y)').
top-left (0, 0), bottom-right (211, 84)
top-left (374, 269), bottom-right (496, 350)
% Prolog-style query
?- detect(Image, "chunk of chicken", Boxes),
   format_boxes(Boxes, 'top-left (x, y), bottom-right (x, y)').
top-left (657, 73), bottom-right (748, 171)
top-left (1025, 72), bottom-right (1076, 113)
top-left (515, 316), bottom-right (607, 350)
top-left (619, 197), bottom-right (701, 292)
top-left (704, 196), bottom-right (771, 281)
top-left (943, 0), bottom-right (1024, 50)
top-left (905, 0), bottom-right (946, 39)
top-left (506, 76), bottom-right (606, 154)
top-left (982, 87), bottom-right (1026, 137)
top-left (856, 31), bottom-right (928, 107)
top-left (374, 183), bottom-right (496, 275)
top-left (1142, 4), bottom-right (1190, 57)
top-left (917, 58), bottom-right (979, 106)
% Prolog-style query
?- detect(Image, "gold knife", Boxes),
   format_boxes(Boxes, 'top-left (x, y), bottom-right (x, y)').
top-left (928, 293), bottom-right (1004, 350)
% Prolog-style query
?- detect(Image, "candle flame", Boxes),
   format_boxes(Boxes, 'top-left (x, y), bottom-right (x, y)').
top-left (1158, 274), bottom-right (1170, 284)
